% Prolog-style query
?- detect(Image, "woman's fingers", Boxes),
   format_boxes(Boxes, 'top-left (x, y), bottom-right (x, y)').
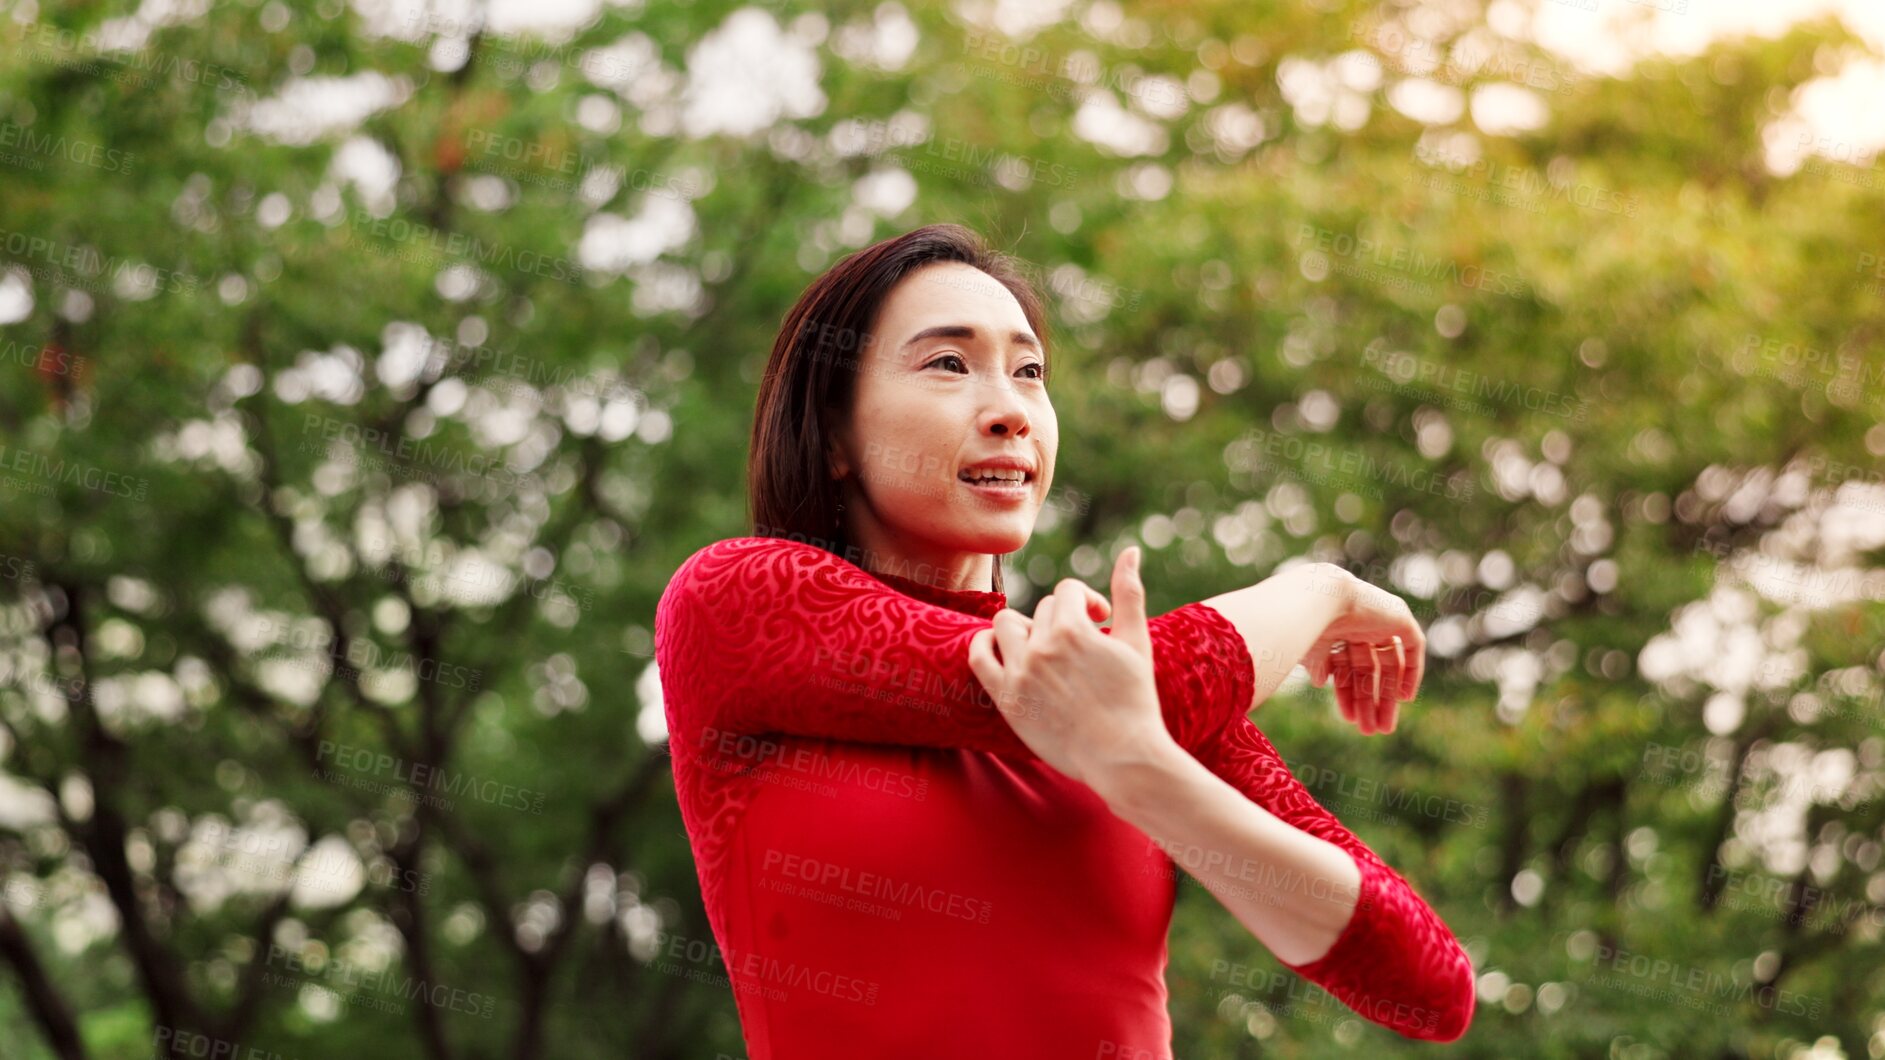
top-left (1374, 639), bottom-right (1403, 736)
top-left (967, 628), bottom-right (1000, 687)
top-left (1032, 594), bottom-right (1057, 639)
top-left (1318, 637), bottom-right (1414, 736)
top-left (1309, 642), bottom-right (1334, 687)
top-left (990, 609), bottom-right (1031, 669)
top-left (1359, 649), bottom-right (1379, 736)
top-left (1345, 641), bottom-right (1372, 734)
top-left (1054, 578), bottom-right (1093, 637)
top-left (1330, 650), bottom-right (1355, 723)
top-left (1403, 628), bottom-right (1426, 701)
top-left (988, 609), bottom-right (1038, 719)
top-left (1393, 635), bottom-right (1409, 730)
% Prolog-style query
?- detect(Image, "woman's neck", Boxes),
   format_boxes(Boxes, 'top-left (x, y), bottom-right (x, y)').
top-left (842, 528), bottom-right (993, 592)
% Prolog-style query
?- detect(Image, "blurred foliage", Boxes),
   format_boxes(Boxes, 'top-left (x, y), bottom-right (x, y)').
top-left (1, 0), bottom-right (1882, 1058)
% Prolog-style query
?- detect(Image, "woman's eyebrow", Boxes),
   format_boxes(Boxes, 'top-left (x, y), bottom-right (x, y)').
top-left (899, 324), bottom-right (1042, 354)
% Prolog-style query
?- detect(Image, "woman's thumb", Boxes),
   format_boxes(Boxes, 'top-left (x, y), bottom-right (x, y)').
top-left (1110, 546), bottom-right (1151, 653)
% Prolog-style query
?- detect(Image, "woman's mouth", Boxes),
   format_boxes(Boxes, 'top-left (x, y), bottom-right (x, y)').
top-left (957, 466), bottom-right (1033, 503)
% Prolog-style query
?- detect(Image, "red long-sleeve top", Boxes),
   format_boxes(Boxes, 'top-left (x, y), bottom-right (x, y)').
top-left (654, 536), bottom-right (1475, 1057)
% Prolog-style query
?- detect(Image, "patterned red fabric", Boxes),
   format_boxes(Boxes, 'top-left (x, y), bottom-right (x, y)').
top-left (1191, 718), bottom-right (1477, 1041)
top-left (654, 536), bottom-right (1474, 1056)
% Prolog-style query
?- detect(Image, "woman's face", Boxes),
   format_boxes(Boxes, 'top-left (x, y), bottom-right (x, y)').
top-left (827, 261), bottom-right (1058, 581)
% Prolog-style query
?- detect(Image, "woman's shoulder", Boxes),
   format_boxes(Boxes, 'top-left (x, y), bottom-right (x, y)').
top-left (663, 535), bottom-right (852, 601)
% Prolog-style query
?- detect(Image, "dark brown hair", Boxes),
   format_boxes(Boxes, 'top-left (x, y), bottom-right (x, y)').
top-left (748, 223), bottom-right (1050, 594)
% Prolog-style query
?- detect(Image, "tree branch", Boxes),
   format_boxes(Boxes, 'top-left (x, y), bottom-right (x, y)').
top-left (0, 897), bottom-right (90, 1060)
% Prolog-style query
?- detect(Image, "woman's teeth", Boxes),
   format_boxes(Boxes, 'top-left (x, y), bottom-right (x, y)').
top-left (960, 470), bottom-right (1027, 484)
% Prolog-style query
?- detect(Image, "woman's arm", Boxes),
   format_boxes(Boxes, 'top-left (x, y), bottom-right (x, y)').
top-left (1203, 562), bottom-right (1426, 735)
top-left (1199, 562), bottom-right (1352, 714)
top-left (654, 536), bottom-right (1250, 755)
top-left (1096, 716), bottom-right (1476, 1042)
top-left (964, 548), bottom-right (1473, 1040)
top-left (1123, 565), bottom-right (1473, 1040)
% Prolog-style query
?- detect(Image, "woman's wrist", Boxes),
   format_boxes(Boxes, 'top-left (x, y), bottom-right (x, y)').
top-left (1293, 561), bottom-right (1359, 618)
top-left (1084, 729), bottom-right (1193, 815)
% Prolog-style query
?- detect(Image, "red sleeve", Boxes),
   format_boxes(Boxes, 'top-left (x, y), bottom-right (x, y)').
top-left (1190, 713), bottom-right (1478, 1042)
top-left (654, 536), bottom-right (1252, 756)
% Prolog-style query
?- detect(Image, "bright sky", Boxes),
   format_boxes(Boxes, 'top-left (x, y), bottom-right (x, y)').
top-left (1515, 0), bottom-right (1885, 170)
top-left (462, 0), bottom-right (1885, 172)
top-left (191, 0), bottom-right (1885, 179)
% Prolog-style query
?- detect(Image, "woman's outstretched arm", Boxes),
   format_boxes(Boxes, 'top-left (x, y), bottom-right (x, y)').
top-left (1080, 559), bottom-right (1475, 1042)
top-left (654, 535), bottom-right (1251, 756)
top-left (1100, 716), bottom-right (1477, 1042)
top-left (963, 549), bottom-right (1472, 1040)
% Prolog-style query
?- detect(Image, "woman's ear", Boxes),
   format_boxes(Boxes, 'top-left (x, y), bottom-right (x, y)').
top-left (823, 410), bottom-right (852, 480)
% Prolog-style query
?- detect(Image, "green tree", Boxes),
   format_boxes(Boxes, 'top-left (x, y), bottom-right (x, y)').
top-left (1, 1), bottom-right (1880, 1057)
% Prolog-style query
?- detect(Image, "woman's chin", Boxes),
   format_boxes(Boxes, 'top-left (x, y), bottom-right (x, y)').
top-left (954, 516), bottom-right (1034, 555)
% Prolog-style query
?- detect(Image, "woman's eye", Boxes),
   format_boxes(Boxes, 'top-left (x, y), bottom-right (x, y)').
top-left (1018, 362), bottom-right (1046, 380)
top-left (926, 354), bottom-right (968, 372)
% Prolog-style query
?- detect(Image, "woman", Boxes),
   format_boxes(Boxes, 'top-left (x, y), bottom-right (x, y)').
top-left (654, 224), bottom-right (1475, 1057)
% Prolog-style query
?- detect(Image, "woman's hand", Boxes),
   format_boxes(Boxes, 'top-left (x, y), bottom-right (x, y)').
top-left (1299, 567), bottom-right (1427, 736)
top-left (966, 548), bottom-right (1172, 789)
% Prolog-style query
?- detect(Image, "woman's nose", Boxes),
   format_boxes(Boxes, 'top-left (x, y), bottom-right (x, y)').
top-left (983, 404), bottom-right (1029, 437)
